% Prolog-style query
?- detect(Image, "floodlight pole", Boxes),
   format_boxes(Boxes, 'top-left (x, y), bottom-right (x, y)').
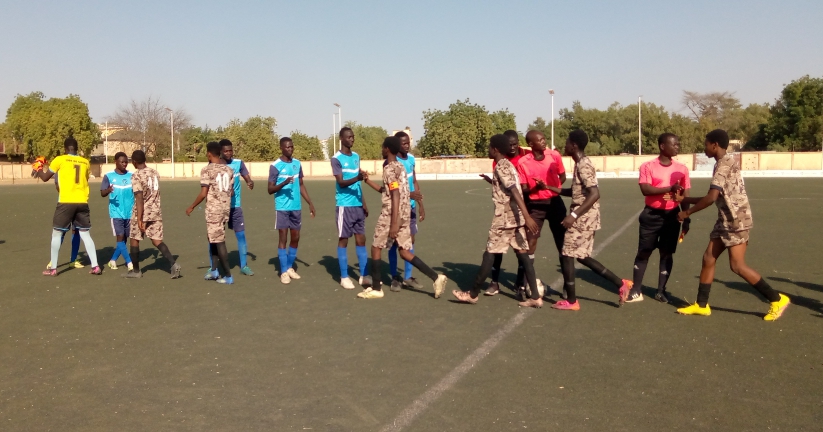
top-left (549, 89), bottom-right (555, 150)
top-left (165, 107), bottom-right (175, 178)
top-left (332, 113), bottom-right (337, 153)
top-left (105, 121), bottom-right (108, 164)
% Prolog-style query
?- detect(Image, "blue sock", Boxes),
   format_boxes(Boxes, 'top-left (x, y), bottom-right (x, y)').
top-left (356, 245), bottom-right (368, 277)
top-left (110, 241), bottom-right (122, 262)
top-left (287, 247), bottom-right (298, 270)
top-left (388, 243), bottom-right (399, 277)
top-left (120, 242), bottom-right (132, 264)
top-left (236, 231), bottom-right (248, 268)
top-left (278, 248), bottom-right (289, 274)
top-left (70, 231), bottom-right (81, 262)
top-left (404, 247), bottom-right (414, 280)
top-left (337, 247), bottom-right (348, 278)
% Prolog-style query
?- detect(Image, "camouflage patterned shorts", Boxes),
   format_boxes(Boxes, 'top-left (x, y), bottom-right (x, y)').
top-left (561, 226), bottom-right (595, 259)
top-left (130, 219), bottom-right (163, 241)
top-left (710, 228), bottom-right (749, 247)
top-left (485, 226), bottom-right (528, 254)
top-left (206, 212), bottom-right (229, 243)
top-left (373, 214), bottom-right (413, 250)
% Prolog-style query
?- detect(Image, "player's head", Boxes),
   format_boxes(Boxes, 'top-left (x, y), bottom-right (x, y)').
top-left (64, 137), bottom-right (78, 155)
top-left (206, 141), bottom-right (222, 162)
top-left (657, 133), bottom-right (680, 157)
top-left (280, 137), bottom-right (294, 158)
top-left (488, 134), bottom-right (510, 160)
top-left (382, 135), bottom-right (402, 158)
top-left (114, 152), bottom-right (129, 172)
top-left (130, 150), bottom-right (146, 167)
top-left (503, 130), bottom-right (519, 156)
top-left (565, 129), bottom-right (589, 156)
top-left (525, 130), bottom-right (546, 152)
top-left (394, 131), bottom-right (410, 155)
top-left (704, 129), bottom-right (729, 157)
top-left (339, 127), bottom-right (354, 149)
top-left (219, 139), bottom-right (233, 161)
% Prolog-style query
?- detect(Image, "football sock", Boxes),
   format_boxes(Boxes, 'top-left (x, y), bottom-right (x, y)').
top-left (287, 247), bottom-right (298, 271)
top-left (337, 246), bottom-right (348, 278)
top-left (77, 230), bottom-right (98, 268)
top-left (50, 230), bottom-right (62, 270)
top-left (388, 243), bottom-right (399, 277)
top-left (697, 282), bottom-right (712, 307)
top-left (404, 247), bottom-right (414, 280)
top-left (491, 253), bottom-right (503, 283)
top-left (561, 255), bottom-right (577, 303)
top-left (278, 248), bottom-right (289, 274)
top-left (209, 243), bottom-right (220, 271)
top-left (120, 242), bottom-right (132, 264)
top-left (71, 230), bottom-right (81, 262)
top-left (632, 249), bottom-right (652, 294)
top-left (657, 253), bottom-right (673, 293)
top-left (156, 242), bottom-right (175, 267)
top-left (235, 231), bottom-right (248, 269)
top-left (110, 241), bottom-right (123, 262)
top-left (752, 278), bottom-right (781, 303)
top-left (408, 256), bottom-right (438, 282)
top-left (578, 257), bottom-right (623, 288)
top-left (471, 251), bottom-right (496, 298)
top-left (130, 246), bottom-right (140, 271)
top-left (517, 253), bottom-right (540, 300)
top-left (356, 245), bottom-right (368, 277)
top-left (216, 242), bottom-right (231, 277)
top-left (515, 260), bottom-right (525, 288)
top-left (370, 258), bottom-right (382, 290)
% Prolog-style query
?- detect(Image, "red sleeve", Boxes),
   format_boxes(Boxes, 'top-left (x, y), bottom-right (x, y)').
top-left (681, 166), bottom-right (691, 190)
top-left (516, 160), bottom-right (529, 186)
top-left (552, 151), bottom-right (565, 174)
top-left (638, 162), bottom-right (651, 185)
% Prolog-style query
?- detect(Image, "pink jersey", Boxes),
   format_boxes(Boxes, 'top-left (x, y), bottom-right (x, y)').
top-left (492, 147), bottom-right (531, 169)
top-left (517, 149), bottom-right (566, 202)
top-left (638, 157), bottom-right (691, 210)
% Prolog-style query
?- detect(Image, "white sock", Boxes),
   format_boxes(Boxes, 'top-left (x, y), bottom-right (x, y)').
top-left (50, 230), bottom-right (62, 270)
top-left (77, 230), bottom-right (99, 268)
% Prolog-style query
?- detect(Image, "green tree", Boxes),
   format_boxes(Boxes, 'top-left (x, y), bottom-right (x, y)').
top-left (4, 92), bottom-right (100, 159)
top-left (757, 75), bottom-right (823, 151)
top-left (179, 126), bottom-right (218, 161)
top-left (346, 121), bottom-right (387, 160)
top-left (221, 116), bottom-right (279, 161)
top-left (417, 99), bottom-right (499, 157)
top-left (288, 130), bottom-right (325, 161)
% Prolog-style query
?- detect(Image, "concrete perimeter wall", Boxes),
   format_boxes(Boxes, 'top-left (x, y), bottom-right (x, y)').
top-left (3, 152), bottom-right (821, 181)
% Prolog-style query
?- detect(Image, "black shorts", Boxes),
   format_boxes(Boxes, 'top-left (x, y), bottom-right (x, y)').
top-left (527, 197), bottom-right (567, 251)
top-left (53, 203), bottom-right (91, 231)
top-left (637, 206), bottom-right (681, 254)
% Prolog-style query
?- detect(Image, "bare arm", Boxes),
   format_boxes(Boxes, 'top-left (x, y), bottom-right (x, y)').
top-left (639, 182), bottom-right (682, 196)
top-left (37, 170), bottom-right (55, 182)
top-left (509, 186), bottom-right (538, 234)
top-left (334, 172), bottom-right (363, 187)
top-left (679, 188), bottom-right (720, 215)
top-left (268, 177), bottom-right (294, 194)
top-left (389, 189), bottom-right (400, 238)
top-left (186, 186), bottom-right (209, 216)
top-left (299, 177), bottom-right (315, 217)
top-left (559, 173), bottom-right (567, 184)
top-left (242, 174), bottom-right (254, 190)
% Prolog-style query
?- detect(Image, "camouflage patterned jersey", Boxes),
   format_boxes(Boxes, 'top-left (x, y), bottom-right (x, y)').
top-left (491, 158), bottom-right (525, 229)
top-left (569, 156), bottom-right (601, 231)
top-left (200, 163), bottom-right (234, 221)
top-left (381, 161), bottom-right (411, 220)
top-left (710, 153), bottom-right (752, 233)
top-left (132, 167), bottom-right (163, 222)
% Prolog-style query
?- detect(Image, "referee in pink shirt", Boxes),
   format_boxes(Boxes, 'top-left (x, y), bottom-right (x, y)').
top-left (627, 133), bottom-right (691, 304)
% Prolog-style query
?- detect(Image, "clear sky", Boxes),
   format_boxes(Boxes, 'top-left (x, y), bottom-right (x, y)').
top-left (2, 0), bottom-right (821, 140)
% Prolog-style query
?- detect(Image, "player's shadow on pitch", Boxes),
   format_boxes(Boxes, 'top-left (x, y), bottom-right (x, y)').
top-left (703, 277), bottom-right (774, 317)
top-left (767, 277), bottom-right (823, 315)
top-left (317, 255), bottom-right (363, 280)
top-left (435, 262), bottom-right (518, 300)
top-left (768, 277), bottom-right (823, 294)
top-left (574, 269), bottom-right (621, 307)
top-left (268, 256), bottom-right (311, 273)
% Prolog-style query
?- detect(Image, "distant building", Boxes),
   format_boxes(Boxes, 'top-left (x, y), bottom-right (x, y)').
top-left (91, 129), bottom-right (151, 157)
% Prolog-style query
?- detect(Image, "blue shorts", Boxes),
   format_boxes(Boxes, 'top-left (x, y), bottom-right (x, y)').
top-left (228, 207), bottom-right (245, 232)
top-left (410, 209), bottom-right (418, 236)
top-left (276, 210), bottom-right (302, 230)
top-left (110, 218), bottom-right (131, 237)
top-left (336, 206), bottom-right (365, 238)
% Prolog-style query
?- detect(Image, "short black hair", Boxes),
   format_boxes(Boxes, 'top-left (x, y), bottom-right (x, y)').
top-left (131, 150), bottom-right (146, 164)
top-left (339, 127), bottom-right (352, 137)
top-left (280, 137), bottom-right (292, 145)
top-left (568, 129), bottom-right (589, 150)
top-left (64, 137), bottom-right (78, 150)
top-left (705, 129), bottom-right (729, 149)
top-left (525, 130), bottom-right (543, 144)
top-left (206, 141), bottom-right (221, 157)
top-left (490, 134), bottom-right (509, 153)
top-left (114, 151), bottom-right (128, 160)
top-left (503, 130), bottom-right (519, 140)
top-left (218, 138), bottom-right (232, 148)
top-left (658, 133), bottom-right (678, 145)
top-left (383, 136), bottom-right (402, 155)
top-left (394, 131), bottom-right (409, 139)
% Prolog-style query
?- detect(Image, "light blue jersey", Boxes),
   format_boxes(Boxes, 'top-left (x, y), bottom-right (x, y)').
top-left (269, 158), bottom-right (303, 211)
top-left (226, 158), bottom-right (249, 208)
top-left (100, 171), bottom-right (134, 219)
top-left (398, 154), bottom-right (417, 209)
top-left (331, 151), bottom-right (363, 207)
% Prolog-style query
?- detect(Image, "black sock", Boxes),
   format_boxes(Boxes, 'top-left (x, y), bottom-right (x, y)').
top-left (216, 242), bottom-right (231, 277)
top-left (490, 253), bottom-right (503, 282)
top-left (409, 256), bottom-right (438, 282)
top-left (156, 242), bottom-right (175, 267)
top-left (130, 245), bottom-right (140, 272)
top-left (515, 260), bottom-right (525, 289)
top-left (658, 253), bottom-right (673, 293)
top-left (516, 253), bottom-right (540, 300)
top-left (561, 255), bottom-right (576, 303)
top-left (209, 243), bottom-right (219, 272)
top-left (578, 257), bottom-right (623, 288)
top-left (752, 278), bottom-right (781, 303)
top-left (370, 258), bottom-right (382, 290)
top-left (632, 250), bottom-right (652, 295)
top-left (471, 252), bottom-right (496, 298)
top-left (697, 283), bottom-right (712, 307)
